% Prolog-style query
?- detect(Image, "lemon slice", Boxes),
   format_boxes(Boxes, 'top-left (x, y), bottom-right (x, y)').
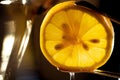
top-left (40, 1), bottom-right (114, 72)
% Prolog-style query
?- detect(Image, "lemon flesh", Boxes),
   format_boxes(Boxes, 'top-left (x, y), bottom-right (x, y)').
top-left (40, 1), bottom-right (114, 72)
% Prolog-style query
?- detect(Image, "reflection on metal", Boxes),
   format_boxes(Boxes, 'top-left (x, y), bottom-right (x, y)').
top-left (1, 35), bottom-right (15, 71)
top-left (22, 0), bottom-right (27, 5)
top-left (94, 69), bottom-right (120, 78)
top-left (0, 0), bottom-right (17, 5)
top-left (17, 20), bottom-right (32, 68)
top-left (0, 35), bottom-right (15, 80)
top-left (0, 21), bottom-right (15, 80)
top-left (0, 0), bottom-right (27, 5)
top-left (0, 75), bottom-right (3, 80)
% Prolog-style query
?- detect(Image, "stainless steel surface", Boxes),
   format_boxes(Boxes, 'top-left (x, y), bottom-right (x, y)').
top-left (0, 0), bottom-right (68, 80)
top-left (0, 0), bottom-right (35, 79)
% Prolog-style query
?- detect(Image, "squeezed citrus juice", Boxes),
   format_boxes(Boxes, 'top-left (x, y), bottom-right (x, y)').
top-left (40, 1), bottom-right (114, 72)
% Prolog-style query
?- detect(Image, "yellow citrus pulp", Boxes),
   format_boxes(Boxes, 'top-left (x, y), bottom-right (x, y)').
top-left (40, 1), bottom-right (114, 72)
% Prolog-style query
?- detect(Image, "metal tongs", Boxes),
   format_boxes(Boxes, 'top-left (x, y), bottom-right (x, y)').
top-left (75, 0), bottom-right (120, 25)
top-left (75, 0), bottom-right (120, 78)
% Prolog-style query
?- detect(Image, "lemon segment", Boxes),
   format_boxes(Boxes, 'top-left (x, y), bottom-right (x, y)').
top-left (45, 23), bottom-right (64, 40)
top-left (82, 24), bottom-right (107, 40)
top-left (51, 11), bottom-right (70, 31)
top-left (46, 41), bottom-right (62, 56)
top-left (53, 45), bottom-right (73, 65)
top-left (75, 44), bottom-right (95, 67)
top-left (78, 13), bottom-right (99, 37)
top-left (88, 47), bottom-right (105, 62)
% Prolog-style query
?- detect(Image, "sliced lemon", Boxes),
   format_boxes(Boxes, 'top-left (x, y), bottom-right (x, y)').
top-left (40, 1), bottom-right (114, 72)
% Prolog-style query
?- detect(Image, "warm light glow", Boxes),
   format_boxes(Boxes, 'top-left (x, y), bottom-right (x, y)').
top-left (0, 0), bottom-right (13, 4)
top-left (22, 0), bottom-right (27, 5)
top-left (0, 0), bottom-right (12, 4)
top-left (0, 35), bottom-right (15, 80)
top-left (0, 75), bottom-right (3, 80)
top-left (1, 35), bottom-right (15, 72)
top-left (0, 21), bottom-right (15, 80)
top-left (0, 0), bottom-right (27, 5)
